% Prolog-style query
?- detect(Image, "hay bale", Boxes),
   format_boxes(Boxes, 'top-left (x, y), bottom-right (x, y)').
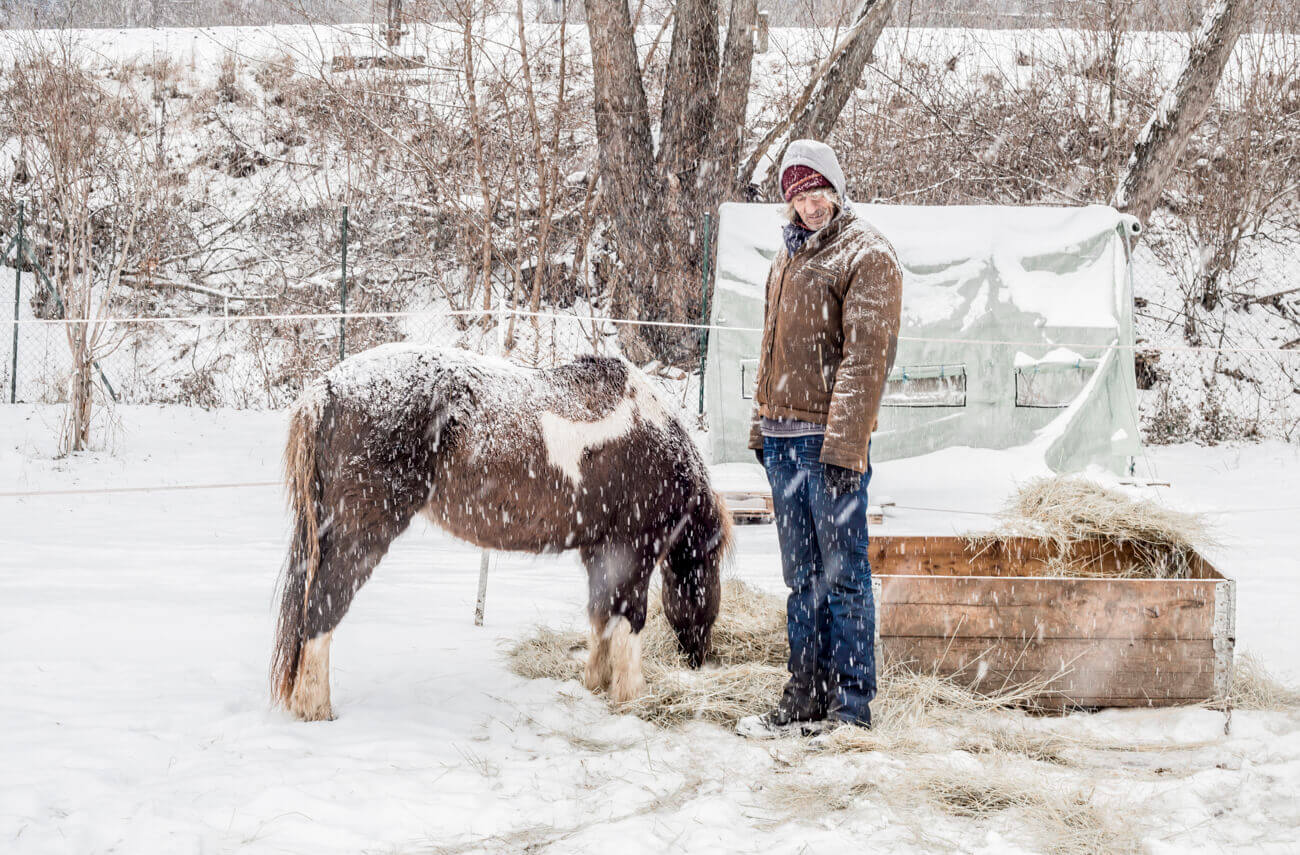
top-left (972, 476), bottom-right (1213, 578)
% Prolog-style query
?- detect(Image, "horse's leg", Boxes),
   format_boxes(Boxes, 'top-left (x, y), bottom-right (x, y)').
top-left (286, 461), bottom-right (429, 720)
top-left (581, 542), bottom-right (653, 702)
top-left (287, 630), bottom-right (334, 721)
top-left (583, 614), bottom-right (611, 694)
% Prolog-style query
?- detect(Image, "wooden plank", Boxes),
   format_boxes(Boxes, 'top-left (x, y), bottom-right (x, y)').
top-left (879, 636), bottom-right (1216, 676)
top-left (878, 576), bottom-right (1217, 640)
top-left (881, 662), bottom-right (1215, 700)
top-left (1032, 696), bottom-right (1211, 709)
top-left (869, 535), bottom-right (1225, 580)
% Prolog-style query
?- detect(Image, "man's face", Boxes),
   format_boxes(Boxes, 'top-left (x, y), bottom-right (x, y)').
top-left (792, 189), bottom-right (835, 231)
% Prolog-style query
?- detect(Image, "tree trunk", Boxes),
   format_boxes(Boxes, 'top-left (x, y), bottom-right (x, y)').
top-left (584, 0), bottom-right (686, 363)
top-left (584, 0), bottom-right (892, 363)
top-left (702, 0), bottom-right (758, 203)
top-left (740, 0), bottom-right (895, 196)
top-left (1113, 0), bottom-right (1255, 224)
top-left (785, 0), bottom-right (895, 146)
top-left (658, 0), bottom-right (719, 189)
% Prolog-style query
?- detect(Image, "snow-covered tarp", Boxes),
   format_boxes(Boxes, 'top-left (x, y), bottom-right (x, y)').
top-left (705, 203), bottom-right (1143, 472)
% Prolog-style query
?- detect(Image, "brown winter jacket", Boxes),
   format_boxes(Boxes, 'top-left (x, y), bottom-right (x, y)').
top-left (747, 207), bottom-right (903, 473)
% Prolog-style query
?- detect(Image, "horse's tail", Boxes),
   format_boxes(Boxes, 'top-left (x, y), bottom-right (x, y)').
top-left (271, 379), bottom-right (328, 710)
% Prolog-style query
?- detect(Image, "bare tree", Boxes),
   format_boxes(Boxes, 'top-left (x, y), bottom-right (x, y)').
top-left (1113, 0), bottom-right (1256, 224)
top-left (4, 35), bottom-right (154, 452)
top-left (583, 0), bottom-right (895, 362)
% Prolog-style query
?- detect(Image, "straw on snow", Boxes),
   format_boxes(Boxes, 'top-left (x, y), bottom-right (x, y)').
top-left (506, 577), bottom-right (789, 727)
top-left (1218, 651), bottom-right (1300, 711)
top-left (970, 475), bottom-right (1214, 578)
top-left (507, 577), bottom-right (1064, 731)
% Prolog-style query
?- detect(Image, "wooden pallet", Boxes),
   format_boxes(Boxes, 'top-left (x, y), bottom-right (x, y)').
top-left (721, 492), bottom-right (888, 525)
top-left (722, 490), bottom-right (773, 524)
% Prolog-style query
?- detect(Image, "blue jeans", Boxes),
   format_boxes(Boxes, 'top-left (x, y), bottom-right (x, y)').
top-left (762, 434), bottom-right (876, 726)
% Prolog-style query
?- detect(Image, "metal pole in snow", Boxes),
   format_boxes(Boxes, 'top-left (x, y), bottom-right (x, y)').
top-left (338, 205), bottom-right (348, 362)
top-left (475, 279), bottom-right (505, 626)
top-left (10, 202), bottom-right (23, 404)
top-left (474, 549), bottom-right (491, 627)
top-left (698, 211), bottom-right (712, 415)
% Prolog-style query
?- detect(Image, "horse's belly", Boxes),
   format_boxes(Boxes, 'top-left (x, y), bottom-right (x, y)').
top-left (422, 471), bottom-right (582, 553)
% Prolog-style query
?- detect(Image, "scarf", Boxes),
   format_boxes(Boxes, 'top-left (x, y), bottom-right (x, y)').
top-left (782, 221), bottom-right (815, 257)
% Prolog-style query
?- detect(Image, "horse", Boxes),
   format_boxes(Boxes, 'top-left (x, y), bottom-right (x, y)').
top-left (271, 343), bottom-right (732, 721)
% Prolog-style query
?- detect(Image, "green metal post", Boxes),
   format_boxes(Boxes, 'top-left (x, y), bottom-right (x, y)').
top-left (697, 212), bottom-right (712, 415)
top-left (10, 202), bottom-right (22, 404)
top-left (339, 205), bottom-right (349, 362)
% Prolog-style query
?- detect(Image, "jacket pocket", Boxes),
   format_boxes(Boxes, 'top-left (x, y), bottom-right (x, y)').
top-left (816, 343), bottom-right (830, 393)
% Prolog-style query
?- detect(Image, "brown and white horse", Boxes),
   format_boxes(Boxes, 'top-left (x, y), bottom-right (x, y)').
top-left (271, 344), bottom-right (732, 721)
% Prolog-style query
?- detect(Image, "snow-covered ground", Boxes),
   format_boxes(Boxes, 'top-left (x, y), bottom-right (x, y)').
top-left (2, 403), bottom-right (1299, 853)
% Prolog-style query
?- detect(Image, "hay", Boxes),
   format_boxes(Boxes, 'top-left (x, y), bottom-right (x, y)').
top-left (917, 765), bottom-right (1137, 854)
top-left (1220, 652), bottom-right (1300, 711)
top-left (508, 579), bottom-right (1160, 853)
top-left (504, 625), bottom-right (586, 681)
top-left (508, 578), bottom-right (1069, 732)
top-left (972, 475), bottom-right (1214, 578)
top-left (505, 577), bottom-right (789, 727)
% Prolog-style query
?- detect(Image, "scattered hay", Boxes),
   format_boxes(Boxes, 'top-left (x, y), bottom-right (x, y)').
top-left (761, 772), bottom-right (880, 817)
top-left (972, 475), bottom-right (1214, 578)
top-left (505, 577), bottom-right (789, 727)
top-left (959, 726), bottom-right (1078, 766)
top-left (508, 578), bottom-right (1069, 732)
top-left (508, 577), bottom-right (1167, 852)
top-left (503, 625), bottom-right (586, 682)
top-left (1219, 652), bottom-right (1300, 711)
top-left (918, 764), bottom-right (1138, 854)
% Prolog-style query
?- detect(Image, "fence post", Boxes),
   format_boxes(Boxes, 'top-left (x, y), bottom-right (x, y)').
top-left (698, 211), bottom-right (712, 415)
top-left (10, 202), bottom-right (22, 404)
top-left (338, 205), bottom-right (349, 362)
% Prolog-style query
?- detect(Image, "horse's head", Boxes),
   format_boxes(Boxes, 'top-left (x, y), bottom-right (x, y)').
top-left (661, 488), bottom-right (732, 668)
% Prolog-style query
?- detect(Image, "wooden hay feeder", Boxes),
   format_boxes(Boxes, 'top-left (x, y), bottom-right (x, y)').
top-left (870, 536), bottom-right (1236, 710)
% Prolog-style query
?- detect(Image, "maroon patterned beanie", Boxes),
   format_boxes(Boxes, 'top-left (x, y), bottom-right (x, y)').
top-left (781, 164), bottom-right (834, 202)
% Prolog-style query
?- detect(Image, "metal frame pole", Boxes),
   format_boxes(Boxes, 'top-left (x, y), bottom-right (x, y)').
top-left (10, 202), bottom-right (22, 404)
top-left (698, 211), bottom-right (712, 415)
top-left (339, 205), bottom-right (349, 362)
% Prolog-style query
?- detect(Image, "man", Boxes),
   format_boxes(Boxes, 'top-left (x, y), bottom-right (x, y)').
top-left (737, 139), bottom-right (903, 738)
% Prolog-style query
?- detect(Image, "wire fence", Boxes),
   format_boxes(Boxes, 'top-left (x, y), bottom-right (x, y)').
top-left (2, 216), bottom-right (1299, 444)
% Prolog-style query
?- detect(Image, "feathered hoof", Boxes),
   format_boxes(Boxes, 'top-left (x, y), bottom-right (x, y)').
top-left (608, 670), bottom-right (647, 704)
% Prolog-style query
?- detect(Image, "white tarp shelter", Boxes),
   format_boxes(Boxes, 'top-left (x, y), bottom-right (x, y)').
top-left (704, 203), bottom-right (1143, 473)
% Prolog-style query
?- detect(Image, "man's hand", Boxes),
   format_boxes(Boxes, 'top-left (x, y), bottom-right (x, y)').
top-left (823, 463), bottom-right (861, 498)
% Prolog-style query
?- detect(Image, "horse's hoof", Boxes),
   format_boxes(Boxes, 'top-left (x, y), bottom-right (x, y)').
top-left (584, 658), bottom-right (609, 693)
top-left (609, 672), bottom-right (646, 704)
top-left (289, 700), bottom-right (334, 722)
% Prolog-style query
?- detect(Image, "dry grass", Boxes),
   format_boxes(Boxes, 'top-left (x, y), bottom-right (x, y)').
top-left (916, 764), bottom-right (1137, 854)
top-left (971, 476), bottom-right (1214, 578)
top-left (507, 578), bottom-right (1071, 733)
top-left (506, 577), bottom-right (789, 727)
top-left (506, 577), bottom-right (1264, 853)
top-left (1220, 652), bottom-right (1300, 711)
top-left (764, 759), bottom-right (1138, 853)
